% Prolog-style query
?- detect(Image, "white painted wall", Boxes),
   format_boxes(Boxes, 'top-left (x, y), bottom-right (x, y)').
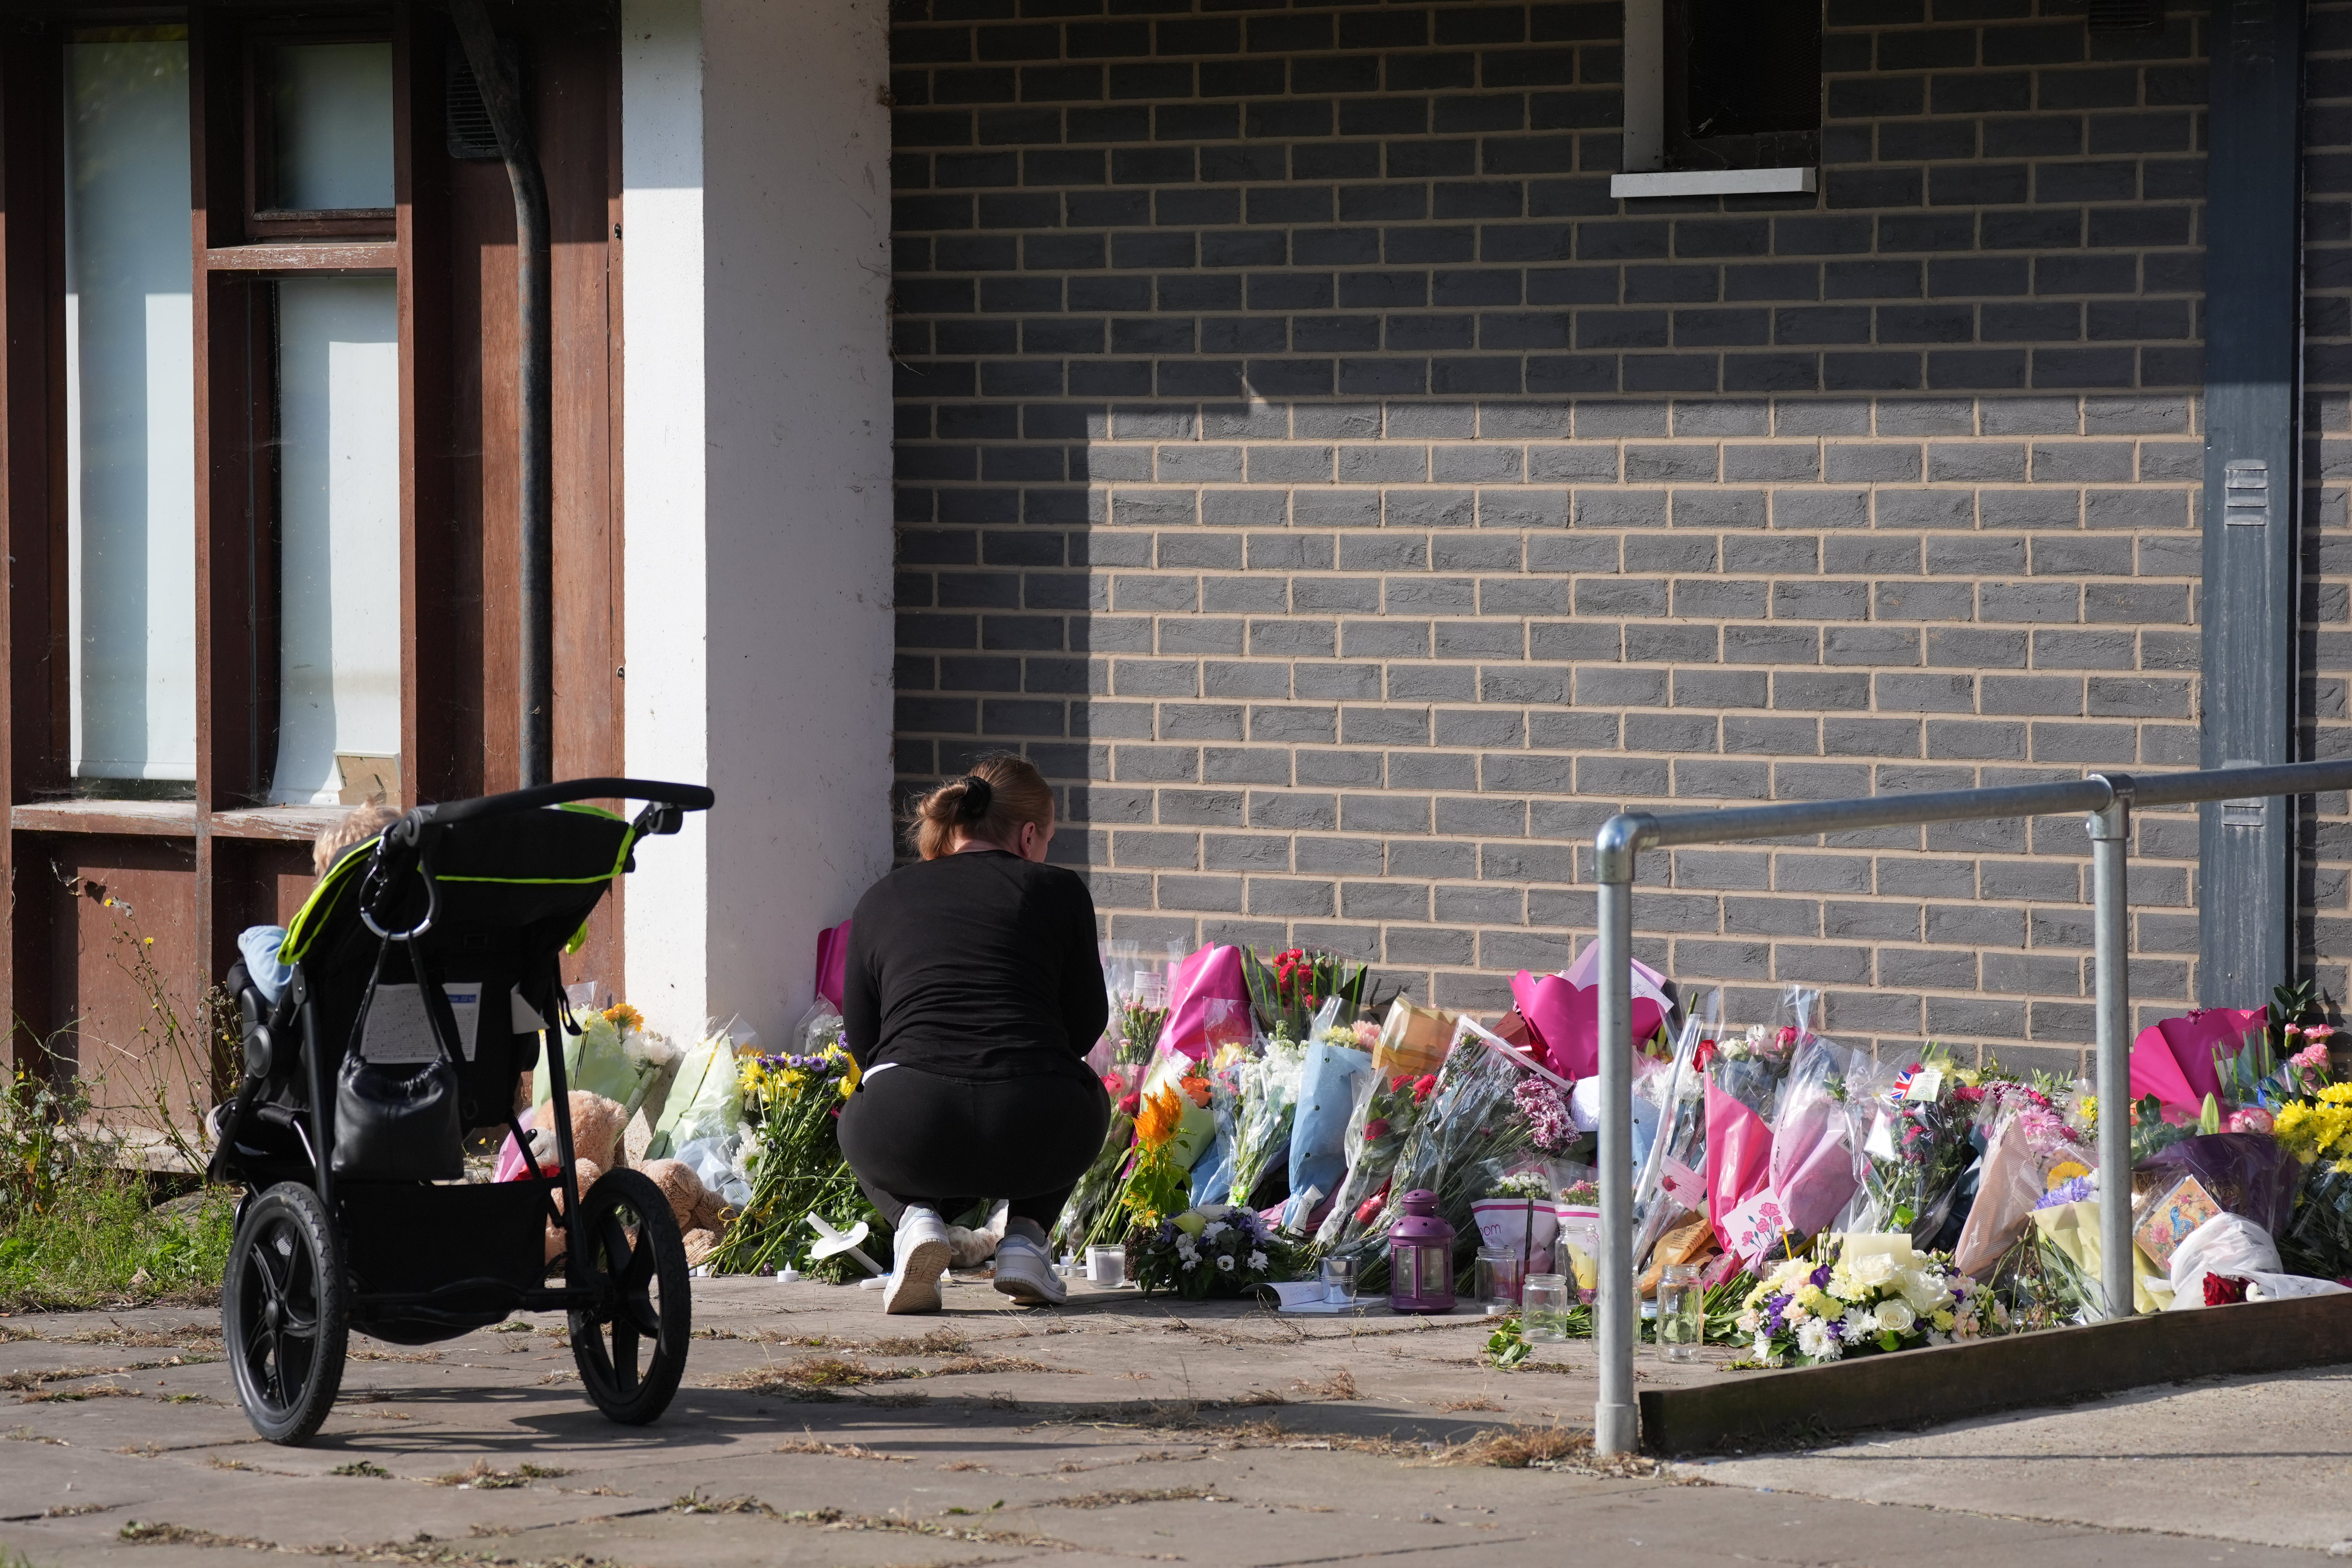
top-left (621, 0), bottom-right (897, 1048)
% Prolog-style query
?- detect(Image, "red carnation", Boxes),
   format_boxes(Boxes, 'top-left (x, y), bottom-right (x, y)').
top-left (1411, 1073), bottom-right (1438, 1103)
top-left (1118, 1091), bottom-right (1140, 1118)
top-left (2203, 1273), bottom-right (2250, 1307)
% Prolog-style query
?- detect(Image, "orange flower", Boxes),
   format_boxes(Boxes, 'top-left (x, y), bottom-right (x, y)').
top-left (1134, 1085), bottom-right (1183, 1151)
top-left (1180, 1073), bottom-right (1212, 1109)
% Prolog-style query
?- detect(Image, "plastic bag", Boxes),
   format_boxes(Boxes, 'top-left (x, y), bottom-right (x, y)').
top-left (2162, 1212), bottom-right (2345, 1307)
top-left (675, 1131), bottom-right (753, 1210)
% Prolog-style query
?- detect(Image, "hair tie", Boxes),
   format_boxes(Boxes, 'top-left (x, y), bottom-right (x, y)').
top-left (955, 775), bottom-right (993, 821)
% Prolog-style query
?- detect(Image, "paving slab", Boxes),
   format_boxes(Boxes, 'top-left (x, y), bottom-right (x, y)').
top-left (0, 1278), bottom-right (2343, 1566)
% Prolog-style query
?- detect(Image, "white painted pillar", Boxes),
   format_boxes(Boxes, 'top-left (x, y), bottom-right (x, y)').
top-left (621, 0), bottom-right (896, 1049)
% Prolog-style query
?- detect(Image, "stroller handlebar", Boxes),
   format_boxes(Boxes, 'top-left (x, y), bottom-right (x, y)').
top-left (408, 777), bottom-right (715, 827)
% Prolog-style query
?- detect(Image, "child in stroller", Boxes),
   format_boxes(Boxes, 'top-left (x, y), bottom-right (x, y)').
top-left (205, 778), bottom-right (711, 1444)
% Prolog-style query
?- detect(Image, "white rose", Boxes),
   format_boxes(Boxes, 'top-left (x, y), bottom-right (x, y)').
top-left (1898, 1267), bottom-right (1950, 1314)
top-left (1847, 1251), bottom-right (1896, 1289)
top-left (1796, 1319), bottom-right (1842, 1363)
top-left (1873, 1299), bottom-right (1916, 1334)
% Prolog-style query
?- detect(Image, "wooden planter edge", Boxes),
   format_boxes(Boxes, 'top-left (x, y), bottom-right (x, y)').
top-left (1638, 1292), bottom-right (2352, 1456)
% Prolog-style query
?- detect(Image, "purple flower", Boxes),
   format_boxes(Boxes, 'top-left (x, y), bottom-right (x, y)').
top-left (1809, 1264), bottom-right (1833, 1290)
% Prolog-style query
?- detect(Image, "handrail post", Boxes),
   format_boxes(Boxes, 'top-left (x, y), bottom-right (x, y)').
top-left (1592, 813), bottom-right (1650, 1457)
top-left (2086, 775), bottom-right (2133, 1320)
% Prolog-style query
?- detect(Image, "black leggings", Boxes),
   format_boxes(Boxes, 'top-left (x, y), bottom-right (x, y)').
top-left (837, 1062), bottom-right (1110, 1229)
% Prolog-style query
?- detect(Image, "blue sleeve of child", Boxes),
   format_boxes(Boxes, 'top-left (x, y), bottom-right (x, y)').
top-left (236, 925), bottom-right (293, 1005)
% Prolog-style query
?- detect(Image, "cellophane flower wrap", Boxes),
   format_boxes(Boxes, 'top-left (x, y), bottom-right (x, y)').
top-left (1631, 1000), bottom-right (1715, 1276)
top-left (1758, 1033), bottom-right (1888, 1258)
top-left (1949, 1083), bottom-right (2088, 1281)
top-left (1312, 1065), bottom-right (1437, 1250)
top-left (1848, 1058), bottom-right (1978, 1251)
top-left (2276, 1082), bottom-right (2352, 1278)
top-left (1136, 1202), bottom-right (1296, 1299)
top-left (1735, 1238), bottom-right (1996, 1367)
top-left (1284, 1016), bottom-right (1378, 1230)
top-left (1321, 1019), bottom-right (1536, 1293)
top-left (1213, 1031), bottom-right (1308, 1210)
top-left (706, 1043), bottom-right (869, 1278)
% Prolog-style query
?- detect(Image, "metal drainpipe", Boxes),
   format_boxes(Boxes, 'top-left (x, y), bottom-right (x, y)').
top-left (450, 0), bottom-right (554, 788)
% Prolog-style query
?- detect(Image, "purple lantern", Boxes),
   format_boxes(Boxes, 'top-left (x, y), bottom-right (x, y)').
top-left (1387, 1189), bottom-right (1456, 1314)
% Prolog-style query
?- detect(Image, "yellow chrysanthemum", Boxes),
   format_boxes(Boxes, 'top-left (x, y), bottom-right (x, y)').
top-left (603, 1002), bottom-right (644, 1033)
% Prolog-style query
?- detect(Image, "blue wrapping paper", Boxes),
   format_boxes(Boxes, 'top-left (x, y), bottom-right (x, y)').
top-left (1283, 1040), bottom-right (1372, 1229)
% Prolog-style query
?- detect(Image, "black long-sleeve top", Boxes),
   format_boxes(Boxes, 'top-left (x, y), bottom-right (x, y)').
top-left (841, 849), bottom-right (1109, 1082)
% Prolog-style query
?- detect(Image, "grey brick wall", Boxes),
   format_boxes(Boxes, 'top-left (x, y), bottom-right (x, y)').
top-left (889, 0), bottom-right (2352, 1073)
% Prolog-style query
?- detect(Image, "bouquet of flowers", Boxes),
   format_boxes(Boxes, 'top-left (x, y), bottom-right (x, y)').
top-left (1114, 996), bottom-right (1169, 1068)
top-left (706, 1043), bottom-right (870, 1278)
top-left (1212, 1033), bottom-right (1308, 1210)
top-left (1951, 1085), bottom-right (2087, 1281)
top-left (1735, 1238), bottom-right (1995, 1367)
top-left (1632, 1000), bottom-right (1715, 1276)
top-left (1135, 1202), bottom-right (1295, 1299)
top-left (2276, 1083), bottom-right (2352, 1278)
top-left (1283, 1016), bottom-right (1379, 1230)
top-left (1054, 1090), bottom-right (1138, 1251)
top-left (1241, 947), bottom-right (1379, 1044)
top-left (1313, 1067), bottom-right (1438, 1248)
top-left (1847, 1056), bottom-right (1979, 1251)
top-left (1323, 1020), bottom-right (1538, 1292)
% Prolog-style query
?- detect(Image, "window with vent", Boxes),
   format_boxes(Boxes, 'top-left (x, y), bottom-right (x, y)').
top-left (1665, 0), bottom-right (1821, 172)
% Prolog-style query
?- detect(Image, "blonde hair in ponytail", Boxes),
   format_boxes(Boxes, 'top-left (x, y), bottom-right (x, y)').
top-left (910, 753), bottom-right (1055, 860)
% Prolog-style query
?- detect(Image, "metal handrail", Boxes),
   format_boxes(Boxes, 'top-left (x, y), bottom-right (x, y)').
top-left (1588, 756), bottom-right (2352, 1456)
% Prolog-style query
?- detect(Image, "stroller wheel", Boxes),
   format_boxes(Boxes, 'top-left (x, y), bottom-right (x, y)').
top-left (223, 1182), bottom-right (348, 1445)
top-left (567, 1168), bottom-right (690, 1425)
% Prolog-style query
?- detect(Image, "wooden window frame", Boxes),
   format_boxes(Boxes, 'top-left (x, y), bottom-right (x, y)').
top-left (240, 17), bottom-right (399, 241)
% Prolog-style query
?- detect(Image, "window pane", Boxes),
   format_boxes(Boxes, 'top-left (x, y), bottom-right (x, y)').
top-left (1682, 0), bottom-right (1819, 139)
top-left (269, 42), bottom-right (394, 211)
top-left (271, 278), bottom-right (401, 806)
top-left (65, 36), bottom-right (197, 789)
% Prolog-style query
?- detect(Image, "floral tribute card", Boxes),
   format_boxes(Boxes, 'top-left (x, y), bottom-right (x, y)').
top-left (2133, 1174), bottom-right (2222, 1271)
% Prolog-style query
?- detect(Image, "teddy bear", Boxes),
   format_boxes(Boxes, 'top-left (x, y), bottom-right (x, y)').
top-left (637, 1158), bottom-right (734, 1267)
top-left (525, 1091), bottom-right (629, 1174)
top-left (543, 1158), bottom-right (605, 1264)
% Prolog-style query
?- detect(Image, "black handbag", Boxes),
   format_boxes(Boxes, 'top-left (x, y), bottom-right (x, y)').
top-left (332, 1054), bottom-right (463, 1182)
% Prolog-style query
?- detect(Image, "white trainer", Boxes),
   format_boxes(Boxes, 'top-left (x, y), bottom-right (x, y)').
top-left (991, 1233), bottom-right (1066, 1306)
top-left (884, 1207), bottom-right (953, 1315)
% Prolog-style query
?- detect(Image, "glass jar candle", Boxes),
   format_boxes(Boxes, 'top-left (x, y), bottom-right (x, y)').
top-left (1474, 1245), bottom-right (1520, 1314)
top-left (1521, 1273), bottom-right (1570, 1342)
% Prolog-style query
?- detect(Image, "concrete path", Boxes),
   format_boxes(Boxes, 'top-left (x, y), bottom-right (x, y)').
top-left (0, 1276), bottom-right (2343, 1566)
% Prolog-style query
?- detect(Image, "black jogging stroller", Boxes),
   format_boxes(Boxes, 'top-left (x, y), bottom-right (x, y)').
top-left (205, 777), bottom-right (713, 1445)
